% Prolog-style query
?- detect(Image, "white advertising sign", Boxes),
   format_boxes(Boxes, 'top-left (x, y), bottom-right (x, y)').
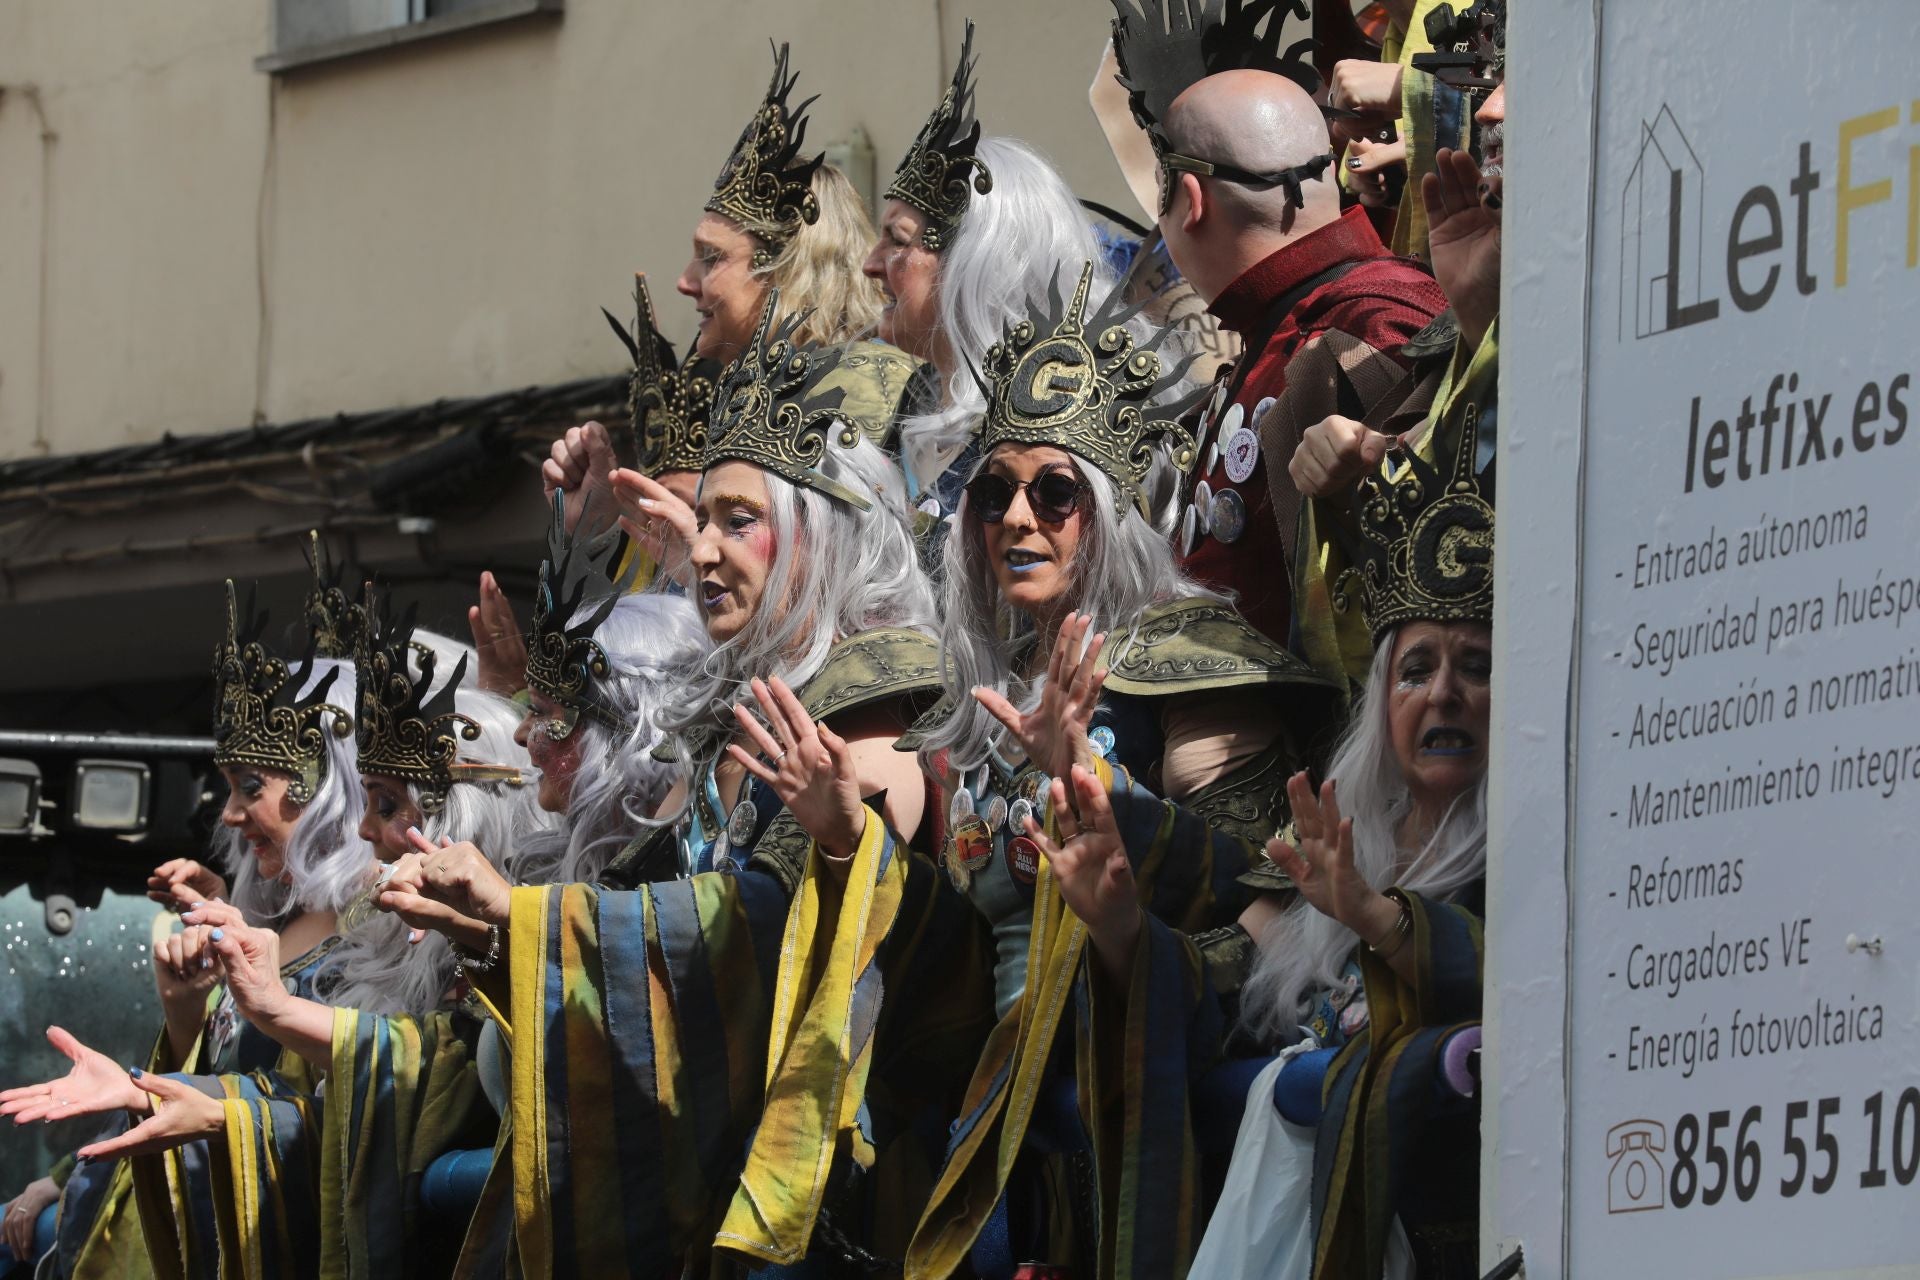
top-left (1562, 1), bottom-right (1920, 1273)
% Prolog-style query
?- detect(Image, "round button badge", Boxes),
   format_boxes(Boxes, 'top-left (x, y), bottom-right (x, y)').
top-left (1006, 835), bottom-right (1042, 886)
top-left (1211, 488), bottom-right (1249, 543)
top-left (726, 799), bottom-right (759, 847)
top-left (1223, 427), bottom-right (1262, 484)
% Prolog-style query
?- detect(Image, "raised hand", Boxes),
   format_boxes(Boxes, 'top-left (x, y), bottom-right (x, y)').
top-left (609, 468), bottom-right (698, 585)
top-left (1326, 58), bottom-right (1405, 119)
top-left (1027, 766), bottom-right (1141, 980)
top-left (367, 835), bottom-right (497, 953)
top-left (75, 1071), bottom-right (225, 1162)
top-left (1265, 773), bottom-right (1401, 946)
top-left (542, 422), bottom-right (621, 537)
top-left (1291, 414), bottom-right (1402, 498)
top-left (1421, 148), bottom-right (1502, 349)
top-left (728, 677), bottom-right (867, 861)
top-left (971, 612), bottom-right (1107, 784)
top-left (152, 921), bottom-right (222, 1062)
top-left (146, 858), bottom-right (227, 910)
top-left (179, 903), bottom-right (291, 1024)
top-left (0, 1027), bottom-right (147, 1127)
top-left (395, 828), bottom-right (511, 929)
top-left (466, 571), bottom-right (528, 696)
top-left (1344, 136), bottom-right (1406, 210)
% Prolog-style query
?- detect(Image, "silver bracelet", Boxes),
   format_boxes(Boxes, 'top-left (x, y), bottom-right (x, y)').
top-left (454, 922), bottom-right (502, 975)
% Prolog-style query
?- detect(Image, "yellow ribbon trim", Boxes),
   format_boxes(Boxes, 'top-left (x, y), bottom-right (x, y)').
top-left (716, 804), bottom-right (904, 1265)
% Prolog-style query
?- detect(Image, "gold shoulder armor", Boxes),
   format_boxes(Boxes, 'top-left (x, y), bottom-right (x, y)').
top-left (798, 627), bottom-right (944, 725)
top-left (892, 693), bottom-right (954, 753)
top-left (1101, 597), bottom-right (1339, 711)
top-left (817, 341), bottom-right (926, 448)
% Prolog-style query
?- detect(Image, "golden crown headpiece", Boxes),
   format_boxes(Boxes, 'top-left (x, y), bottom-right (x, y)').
top-left (976, 260), bottom-right (1201, 515)
top-left (704, 289), bottom-right (870, 510)
top-left (212, 581), bottom-right (352, 805)
top-left (353, 585), bottom-right (522, 814)
top-left (602, 274), bottom-right (718, 477)
top-left (885, 19), bottom-right (993, 251)
top-left (1107, 0), bottom-right (1318, 161)
top-left (302, 531), bottom-right (368, 659)
top-left (1335, 406), bottom-right (1494, 642)
top-left (525, 493), bottom-right (639, 739)
top-left (706, 42), bottom-right (824, 269)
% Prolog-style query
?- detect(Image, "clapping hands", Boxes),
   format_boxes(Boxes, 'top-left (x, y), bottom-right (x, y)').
top-left (729, 677), bottom-right (867, 861)
top-left (972, 613), bottom-right (1107, 787)
top-left (1024, 765), bottom-right (1142, 980)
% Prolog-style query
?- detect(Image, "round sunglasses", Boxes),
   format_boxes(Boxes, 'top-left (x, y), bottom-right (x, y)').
top-left (963, 468), bottom-right (1087, 524)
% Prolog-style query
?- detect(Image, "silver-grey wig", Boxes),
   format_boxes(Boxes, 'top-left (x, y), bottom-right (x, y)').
top-left (662, 435), bottom-right (936, 773)
top-left (919, 445), bottom-right (1216, 780)
top-left (513, 591), bottom-right (710, 888)
top-left (322, 636), bottom-right (551, 1018)
top-left (1237, 632), bottom-right (1488, 1043)
top-left (897, 137), bottom-right (1113, 494)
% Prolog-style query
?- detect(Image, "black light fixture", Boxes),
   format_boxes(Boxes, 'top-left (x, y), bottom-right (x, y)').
top-left (70, 759), bottom-right (151, 833)
top-left (0, 758), bottom-right (42, 834)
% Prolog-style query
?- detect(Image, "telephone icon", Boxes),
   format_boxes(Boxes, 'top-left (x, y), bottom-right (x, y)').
top-left (1606, 1119), bottom-right (1667, 1214)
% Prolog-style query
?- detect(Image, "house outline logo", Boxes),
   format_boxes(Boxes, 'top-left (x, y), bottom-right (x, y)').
top-left (1619, 105), bottom-right (1720, 340)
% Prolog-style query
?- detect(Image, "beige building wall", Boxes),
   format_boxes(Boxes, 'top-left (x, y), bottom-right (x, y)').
top-left (0, 0), bottom-right (1141, 461)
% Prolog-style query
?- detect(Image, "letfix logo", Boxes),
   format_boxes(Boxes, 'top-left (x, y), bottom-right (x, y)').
top-left (1620, 105), bottom-right (1719, 341)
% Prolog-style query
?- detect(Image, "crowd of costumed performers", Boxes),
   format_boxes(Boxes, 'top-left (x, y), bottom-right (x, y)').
top-left (1, 0), bottom-right (1508, 1276)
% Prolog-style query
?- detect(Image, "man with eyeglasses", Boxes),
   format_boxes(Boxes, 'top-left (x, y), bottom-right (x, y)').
top-left (1152, 68), bottom-right (1446, 663)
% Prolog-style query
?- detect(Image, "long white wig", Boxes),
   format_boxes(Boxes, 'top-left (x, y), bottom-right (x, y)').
top-left (897, 137), bottom-right (1110, 492)
top-left (513, 592), bottom-right (710, 888)
top-left (661, 438), bottom-right (937, 771)
top-left (218, 658), bottom-right (376, 925)
top-left (920, 449), bottom-right (1216, 779)
top-left (1238, 632), bottom-right (1489, 1044)
top-left (323, 633), bottom-right (550, 1018)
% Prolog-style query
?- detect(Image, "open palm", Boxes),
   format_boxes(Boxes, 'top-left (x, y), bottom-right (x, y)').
top-left (0, 1026), bottom-right (143, 1126)
top-left (1422, 149), bottom-right (1501, 346)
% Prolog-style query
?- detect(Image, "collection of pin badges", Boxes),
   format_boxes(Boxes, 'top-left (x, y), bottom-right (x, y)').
top-left (940, 728), bottom-right (1121, 894)
top-left (942, 764), bottom-right (1057, 894)
top-left (1182, 387), bottom-right (1275, 556)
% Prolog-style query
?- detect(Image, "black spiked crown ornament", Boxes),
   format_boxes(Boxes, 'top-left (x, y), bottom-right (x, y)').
top-left (976, 260), bottom-right (1202, 517)
top-left (353, 584), bottom-right (522, 814)
top-left (601, 274), bottom-right (718, 477)
top-left (524, 492), bottom-right (640, 739)
top-left (703, 288), bottom-right (872, 510)
top-left (212, 581), bottom-right (352, 806)
top-left (1107, 0), bottom-right (1319, 186)
top-left (706, 42), bottom-right (826, 269)
top-left (1334, 405), bottom-right (1495, 643)
top-left (302, 530), bottom-right (369, 661)
top-left (885, 19), bottom-right (994, 251)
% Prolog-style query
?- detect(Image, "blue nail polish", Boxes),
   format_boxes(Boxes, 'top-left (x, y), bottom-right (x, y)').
top-left (210, 929), bottom-right (224, 941)
top-left (407, 826), bottom-right (422, 839)
top-left (190, 902), bottom-right (204, 910)
top-left (128, 1067), bottom-right (142, 1078)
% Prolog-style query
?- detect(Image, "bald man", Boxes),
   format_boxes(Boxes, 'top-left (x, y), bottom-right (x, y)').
top-left (1155, 69), bottom-right (1447, 671)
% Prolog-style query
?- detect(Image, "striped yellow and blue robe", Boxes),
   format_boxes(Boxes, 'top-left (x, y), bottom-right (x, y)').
top-left (904, 760), bottom-right (1265, 1280)
top-left (466, 799), bottom-right (988, 1279)
top-left (47, 936), bottom-right (338, 1280)
top-left (129, 1002), bottom-right (492, 1280)
top-left (1310, 886), bottom-right (1483, 1280)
